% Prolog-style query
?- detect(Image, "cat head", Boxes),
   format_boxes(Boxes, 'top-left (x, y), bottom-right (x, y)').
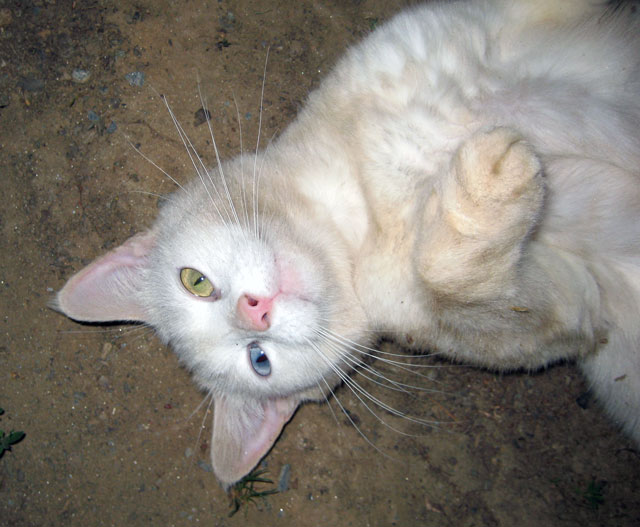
top-left (54, 154), bottom-right (367, 487)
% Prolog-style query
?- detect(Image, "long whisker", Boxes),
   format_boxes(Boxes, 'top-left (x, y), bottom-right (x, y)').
top-left (185, 390), bottom-right (214, 422)
top-left (314, 379), bottom-right (343, 428)
top-left (159, 93), bottom-right (231, 227)
top-left (335, 345), bottom-right (444, 396)
top-left (255, 142), bottom-right (271, 241)
top-left (124, 190), bottom-right (210, 228)
top-left (316, 373), bottom-right (400, 461)
top-left (307, 337), bottom-right (443, 434)
top-left (295, 341), bottom-right (400, 460)
top-left (312, 329), bottom-right (428, 396)
top-left (253, 47), bottom-right (270, 239)
top-left (197, 83), bottom-right (243, 232)
top-left (317, 325), bottom-right (435, 360)
top-left (126, 137), bottom-right (190, 195)
top-left (232, 92), bottom-right (251, 232)
top-left (57, 323), bottom-right (152, 338)
top-left (316, 332), bottom-right (454, 422)
top-left (315, 326), bottom-right (447, 392)
top-left (256, 129), bottom-right (281, 240)
top-left (191, 391), bottom-right (215, 463)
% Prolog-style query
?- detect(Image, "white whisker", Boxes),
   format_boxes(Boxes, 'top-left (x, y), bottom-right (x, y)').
top-left (314, 326), bottom-right (448, 396)
top-left (255, 146), bottom-right (271, 240)
top-left (190, 391), bottom-right (215, 464)
top-left (126, 137), bottom-right (190, 195)
top-left (311, 331), bottom-right (414, 395)
top-left (57, 323), bottom-right (151, 337)
top-left (334, 346), bottom-right (444, 396)
top-left (159, 93), bottom-right (231, 228)
top-left (321, 375), bottom-right (400, 461)
top-left (197, 83), bottom-right (244, 233)
top-left (306, 336), bottom-right (443, 435)
top-left (256, 129), bottom-right (280, 240)
top-left (232, 92), bottom-right (251, 232)
top-left (252, 47), bottom-right (270, 239)
top-left (317, 325), bottom-right (434, 360)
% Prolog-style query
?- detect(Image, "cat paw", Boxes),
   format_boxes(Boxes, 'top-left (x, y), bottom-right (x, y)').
top-left (447, 127), bottom-right (544, 238)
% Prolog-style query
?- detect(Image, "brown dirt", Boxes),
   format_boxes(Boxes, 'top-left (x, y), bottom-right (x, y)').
top-left (1, 1), bottom-right (638, 525)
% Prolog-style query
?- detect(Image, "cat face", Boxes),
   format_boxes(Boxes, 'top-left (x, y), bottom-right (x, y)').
top-left (55, 157), bottom-right (367, 487)
top-left (146, 211), bottom-right (337, 399)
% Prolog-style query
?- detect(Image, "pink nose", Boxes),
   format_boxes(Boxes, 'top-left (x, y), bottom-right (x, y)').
top-left (237, 294), bottom-right (273, 331)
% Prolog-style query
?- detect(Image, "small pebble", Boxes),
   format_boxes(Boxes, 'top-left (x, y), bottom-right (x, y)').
top-left (87, 110), bottom-right (100, 122)
top-left (193, 107), bottom-right (211, 126)
top-left (277, 464), bottom-right (291, 492)
top-left (197, 460), bottom-right (213, 472)
top-left (101, 342), bottom-right (112, 359)
top-left (106, 121), bottom-right (117, 134)
top-left (18, 77), bottom-right (44, 92)
top-left (125, 71), bottom-right (145, 87)
top-left (72, 69), bottom-right (91, 83)
top-left (184, 447), bottom-right (194, 458)
top-left (0, 8), bottom-right (12, 27)
top-left (576, 390), bottom-right (593, 409)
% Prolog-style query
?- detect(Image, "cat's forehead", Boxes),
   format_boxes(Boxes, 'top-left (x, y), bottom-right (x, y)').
top-left (153, 211), bottom-right (274, 276)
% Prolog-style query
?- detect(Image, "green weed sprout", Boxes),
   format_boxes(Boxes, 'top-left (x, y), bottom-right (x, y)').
top-left (0, 407), bottom-right (25, 458)
top-left (581, 479), bottom-right (605, 509)
top-left (228, 468), bottom-right (279, 517)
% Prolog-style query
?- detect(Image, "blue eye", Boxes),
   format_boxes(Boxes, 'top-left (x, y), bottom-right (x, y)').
top-left (248, 342), bottom-right (271, 377)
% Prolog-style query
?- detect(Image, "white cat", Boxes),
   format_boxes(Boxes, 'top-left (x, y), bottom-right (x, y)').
top-left (55, 0), bottom-right (640, 487)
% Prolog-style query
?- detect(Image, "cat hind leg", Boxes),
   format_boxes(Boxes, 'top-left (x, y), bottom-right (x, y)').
top-left (580, 333), bottom-right (640, 446)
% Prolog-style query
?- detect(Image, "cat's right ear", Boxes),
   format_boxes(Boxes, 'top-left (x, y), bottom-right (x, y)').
top-left (53, 231), bottom-right (156, 323)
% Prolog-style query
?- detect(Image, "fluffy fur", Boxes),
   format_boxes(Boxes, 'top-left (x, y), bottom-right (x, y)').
top-left (55, 0), bottom-right (640, 487)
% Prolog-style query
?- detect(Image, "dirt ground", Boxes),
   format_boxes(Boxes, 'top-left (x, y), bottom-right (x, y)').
top-left (1, 0), bottom-right (638, 525)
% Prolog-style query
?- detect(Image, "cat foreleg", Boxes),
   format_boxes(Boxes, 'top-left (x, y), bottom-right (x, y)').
top-left (416, 127), bottom-right (545, 302)
top-left (414, 127), bottom-right (605, 368)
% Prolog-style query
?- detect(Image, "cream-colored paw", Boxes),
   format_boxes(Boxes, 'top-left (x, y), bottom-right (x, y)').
top-left (417, 128), bottom-right (545, 300)
top-left (447, 127), bottom-right (544, 238)
top-left (456, 127), bottom-right (542, 204)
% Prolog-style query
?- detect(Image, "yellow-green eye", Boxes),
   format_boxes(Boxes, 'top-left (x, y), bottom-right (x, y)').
top-left (180, 268), bottom-right (216, 297)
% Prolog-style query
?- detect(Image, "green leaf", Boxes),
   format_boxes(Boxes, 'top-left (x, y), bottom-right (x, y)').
top-left (227, 467), bottom-right (279, 517)
top-left (7, 431), bottom-right (25, 445)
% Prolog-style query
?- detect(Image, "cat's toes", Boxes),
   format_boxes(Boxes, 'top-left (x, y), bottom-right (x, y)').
top-left (444, 127), bottom-right (545, 239)
top-left (455, 127), bottom-right (543, 206)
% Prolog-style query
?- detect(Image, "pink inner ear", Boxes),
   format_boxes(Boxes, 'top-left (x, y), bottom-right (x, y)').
top-left (210, 395), bottom-right (299, 488)
top-left (54, 231), bottom-right (156, 323)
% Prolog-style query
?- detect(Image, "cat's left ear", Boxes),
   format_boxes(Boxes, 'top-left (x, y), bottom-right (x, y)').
top-left (210, 395), bottom-right (299, 489)
top-left (53, 230), bottom-right (156, 323)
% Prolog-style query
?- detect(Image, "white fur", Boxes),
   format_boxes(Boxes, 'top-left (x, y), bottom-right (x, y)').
top-left (56, 0), bottom-right (640, 487)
